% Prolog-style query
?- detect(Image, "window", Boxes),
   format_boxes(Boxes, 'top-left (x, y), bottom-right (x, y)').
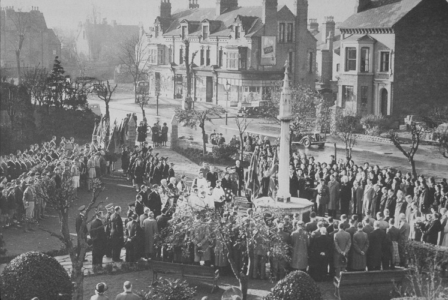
top-left (181, 26), bottom-right (187, 40)
top-left (218, 48), bottom-right (223, 67)
top-left (149, 49), bottom-right (157, 64)
top-left (239, 48), bottom-right (247, 70)
top-left (308, 52), bottom-right (313, 73)
top-left (227, 51), bottom-right (238, 69)
top-left (380, 51), bottom-right (390, 72)
top-left (158, 49), bottom-right (164, 65)
top-left (279, 23), bottom-right (285, 43)
top-left (361, 86), bottom-right (368, 106)
top-left (345, 47), bottom-right (357, 71)
top-left (361, 47), bottom-right (369, 73)
top-left (179, 48), bottom-right (184, 64)
top-left (155, 25), bottom-right (159, 38)
top-left (336, 63), bottom-right (340, 72)
top-left (342, 85), bottom-right (354, 108)
top-left (202, 25), bottom-right (209, 40)
top-left (206, 48), bottom-right (210, 66)
top-left (168, 47), bottom-right (173, 63)
top-left (262, 86), bottom-right (272, 100)
top-left (200, 48), bottom-right (204, 65)
top-left (287, 23), bottom-right (293, 43)
top-left (235, 26), bottom-right (240, 39)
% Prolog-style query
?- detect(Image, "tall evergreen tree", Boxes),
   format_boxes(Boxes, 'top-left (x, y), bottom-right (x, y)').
top-left (47, 56), bottom-right (67, 108)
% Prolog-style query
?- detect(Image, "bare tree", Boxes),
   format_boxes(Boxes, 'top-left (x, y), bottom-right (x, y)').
top-left (235, 115), bottom-right (252, 161)
top-left (22, 67), bottom-right (49, 107)
top-left (93, 80), bottom-right (117, 147)
top-left (389, 122), bottom-right (423, 179)
top-left (38, 177), bottom-right (105, 300)
top-left (175, 106), bottom-right (226, 155)
top-left (8, 10), bottom-right (31, 83)
top-left (118, 32), bottom-right (150, 102)
top-left (93, 80), bottom-right (117, 121)
top-left (334, 109), bottom-right (360, 161)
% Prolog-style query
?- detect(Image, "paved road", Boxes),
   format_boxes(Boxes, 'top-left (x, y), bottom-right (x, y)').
top-left (88, 93), bottom-right (448, 180)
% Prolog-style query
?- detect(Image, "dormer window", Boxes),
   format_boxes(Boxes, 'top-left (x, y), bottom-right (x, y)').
top-left (202, 25), bottom-right (209, 40)
top-left (235, 26), bottom-right (240, 39)
top-left (181, 25), bottom-right (187, 40)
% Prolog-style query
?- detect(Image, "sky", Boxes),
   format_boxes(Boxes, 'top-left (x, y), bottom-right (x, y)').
top-left (1, 0), bottom-right (357, 31)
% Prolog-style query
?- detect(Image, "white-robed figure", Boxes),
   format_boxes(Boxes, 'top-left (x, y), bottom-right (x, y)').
top-left (212, 179), bottom-right (226, 211)
top-left (192, 170), bottom-right (208, 193)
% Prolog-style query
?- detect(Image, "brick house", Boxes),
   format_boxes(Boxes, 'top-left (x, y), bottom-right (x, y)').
top-left (0, 6), bottom-right (61, 75)
top-left (140, 0), bottom-right (316, 104)
top-left (332, 0), bottom-right (448, 118)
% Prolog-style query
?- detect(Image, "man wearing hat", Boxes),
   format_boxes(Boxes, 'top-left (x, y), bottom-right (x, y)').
top-left (90, 282), bottom-right (108, 300)
top-left (103, 203), bottom-right (114, 258)
top-left (90, 211), bottom-right (107, 270)
top-left (148, 185), bottom-right (162, 217)
top-left (76, 205), bottom-right (88, 236)
top-left (110, 206), bottom-right (124, 262)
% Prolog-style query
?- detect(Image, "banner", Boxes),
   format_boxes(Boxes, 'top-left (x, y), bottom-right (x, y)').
top-left (261, 36), bottom-right (276, 66)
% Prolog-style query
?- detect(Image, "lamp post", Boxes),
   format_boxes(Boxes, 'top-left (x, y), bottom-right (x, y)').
top-left (224, 80), bottom-right (231, 125)
top-left (156, 91), bottom-right (160, 116)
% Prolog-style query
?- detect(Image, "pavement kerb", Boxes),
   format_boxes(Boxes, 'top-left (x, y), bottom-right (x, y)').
top-left (220, 124), bottom-right (388, 156)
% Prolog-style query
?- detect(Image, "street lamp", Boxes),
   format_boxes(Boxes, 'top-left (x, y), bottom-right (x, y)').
top-left (224, 80), bottom-right (231, 125)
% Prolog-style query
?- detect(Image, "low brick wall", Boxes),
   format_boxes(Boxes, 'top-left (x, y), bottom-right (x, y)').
top-left (352, 134), bottom-right (394, 145)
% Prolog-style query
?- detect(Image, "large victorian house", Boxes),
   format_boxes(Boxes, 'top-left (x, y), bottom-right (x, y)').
top-left (140, 0), bottom-right (316, 105)
top-left (333, 0), bottom-right (448, 118)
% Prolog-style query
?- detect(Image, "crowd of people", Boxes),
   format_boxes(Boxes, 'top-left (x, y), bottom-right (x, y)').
top-left (3, 128), bottom-right (448, 294)
top-left (137, 121), bottom-right (168, 148)
top-left (0, 136), bottom-right (114, 232)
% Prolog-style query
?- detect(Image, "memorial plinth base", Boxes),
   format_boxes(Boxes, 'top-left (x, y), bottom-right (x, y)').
top-left (252, 197), bottom-right (314, 222)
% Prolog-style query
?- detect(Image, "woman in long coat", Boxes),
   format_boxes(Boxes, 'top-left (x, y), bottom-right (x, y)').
top-left (137, 122), bottom-right (147, 146)
top-left (143, 213), bottom-right (159, 258)
top-left (121, 147), bottom-right (130, 174)
top-left (351, 224), bottom-right (369, 271)
top-left (290, 222), bottom-right (309, 271)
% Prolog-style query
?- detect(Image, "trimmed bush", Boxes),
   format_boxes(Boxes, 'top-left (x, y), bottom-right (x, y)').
top-left (0, 251), bottom-right (72, 300)
top-left (140, 278), bottom-right (196, 300)
top-left (265, 271), bottom-right (323, 300)
top-left (360, 114), bottom-right (389, 136)
top-left (212, 144), bottom-right (238, 160)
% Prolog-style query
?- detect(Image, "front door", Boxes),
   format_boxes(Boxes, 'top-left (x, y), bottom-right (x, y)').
top-left (380, 88), bottom-right (388, 116)
top-left (206, 76), bottom-right (213, 103)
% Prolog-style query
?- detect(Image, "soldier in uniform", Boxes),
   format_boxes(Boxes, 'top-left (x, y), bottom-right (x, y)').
top-left (110, 206), bottom-right (124, 262)
top-left (90, 211), bottom-right (107, 270)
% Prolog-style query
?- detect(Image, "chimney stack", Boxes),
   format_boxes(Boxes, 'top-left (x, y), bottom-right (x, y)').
top-left (354, 0), bottom-right (370, 13)
top-left (322, 16), bottom-right (335, 44)
top-left (308, 19), bottom-right (318, 31)
top-left (160, 0), bottom-right (172, 19)
top-left (262, 0), bottom-right (278, 35)
top-left (216, 0), bottom-right (238, 17)
top-left (189, 0), bottom-right (199, 9)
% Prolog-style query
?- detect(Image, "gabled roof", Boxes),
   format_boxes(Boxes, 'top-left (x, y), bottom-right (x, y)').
top-left (343, 34), bottom-right (377, 42)
top-left (163, 6), bottom-right (263, 37)
top-left (339, 0), bottom-right (423, 29)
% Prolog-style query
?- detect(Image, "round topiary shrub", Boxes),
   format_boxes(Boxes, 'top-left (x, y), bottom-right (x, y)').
top-left (1, 251), bottom-right (72, 300)
top-left (265, 271), bottom-right (323, 300)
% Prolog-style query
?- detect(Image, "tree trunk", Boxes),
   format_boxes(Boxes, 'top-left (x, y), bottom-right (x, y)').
top-left (201, 125), bottom-right (207, 156)
top-left (239, 274), bottom-right (249, 300)
top-left (410, 157), bottom-right (417, 179)
top-left (239, 133), bottom-right (244, 161)
top-left (105, 101), bottom-right (110, 121)
top-left (15, 51), bottom-right (22, 84)
top-left (71, 263), bottom-right (84, 300)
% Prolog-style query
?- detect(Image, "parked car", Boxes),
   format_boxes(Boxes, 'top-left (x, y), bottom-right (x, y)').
top-left (89, 104), bottom-right (101, 116)
top-left (291, 132), bottom-right (326, 148)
